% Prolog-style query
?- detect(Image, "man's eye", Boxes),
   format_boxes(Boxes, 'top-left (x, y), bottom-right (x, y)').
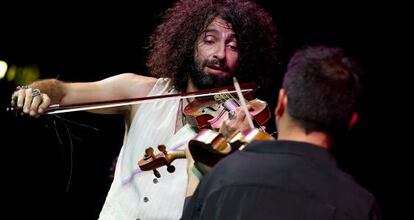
top-left (227, 45), bottom-right (238, 51)
top-left (203, 35), bottom-right (216, 44)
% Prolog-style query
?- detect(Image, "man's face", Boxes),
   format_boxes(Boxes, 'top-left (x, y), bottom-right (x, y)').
top-left (191, 17), bottom-right (239, 90)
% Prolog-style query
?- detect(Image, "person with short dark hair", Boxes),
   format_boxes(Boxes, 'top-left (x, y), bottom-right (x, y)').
top-left (182, 45), bottom-right (382, 220)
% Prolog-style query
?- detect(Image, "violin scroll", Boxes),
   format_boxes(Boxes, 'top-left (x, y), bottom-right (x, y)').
top-left (138, 145), bottom-right (185, 178)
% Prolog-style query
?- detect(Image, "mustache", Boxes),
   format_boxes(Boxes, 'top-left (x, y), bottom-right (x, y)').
top-left (204, 58), bottom-right (230, 72)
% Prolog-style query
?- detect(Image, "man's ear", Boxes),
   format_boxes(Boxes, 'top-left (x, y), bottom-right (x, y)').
top-left (348, 112), bottom-right (359, 129)
top-left (275, 89), bottom-right (287, 119)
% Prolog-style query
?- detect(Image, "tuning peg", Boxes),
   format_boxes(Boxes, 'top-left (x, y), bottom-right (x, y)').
top-left (153, 169), bottom-right (161, 178)
top-left (166, 165), bottom-right (175, 173)
top-left (158, 145), bottom-right (167, 154)
top-left (144, 147), bottom-right (155, 160)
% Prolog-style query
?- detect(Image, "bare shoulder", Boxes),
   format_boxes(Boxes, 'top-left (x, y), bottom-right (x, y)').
top-left (123, 73), bottom-right (158, 96)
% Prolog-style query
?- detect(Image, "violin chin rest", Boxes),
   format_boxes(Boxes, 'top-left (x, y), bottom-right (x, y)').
top-left (188, 140), bottom-right (230, 169)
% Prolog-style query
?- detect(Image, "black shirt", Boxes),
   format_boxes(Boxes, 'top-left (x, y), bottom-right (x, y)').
top-left (182, 140), bottom-right (381, 220)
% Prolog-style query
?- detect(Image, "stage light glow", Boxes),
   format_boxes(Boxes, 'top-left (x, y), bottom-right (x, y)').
top-left (0, 60), bottom-right (8, 79)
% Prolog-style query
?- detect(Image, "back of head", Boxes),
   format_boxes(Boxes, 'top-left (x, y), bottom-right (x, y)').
top-left (283, 45), bottom-right (363, 135)
top-left (146, 0), bottom-right (278, 91)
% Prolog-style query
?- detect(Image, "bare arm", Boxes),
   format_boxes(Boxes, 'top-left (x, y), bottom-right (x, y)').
top-left (60, 73), bottom-right (158, 114)
top-left (12, 73), bottom-right (158, 116)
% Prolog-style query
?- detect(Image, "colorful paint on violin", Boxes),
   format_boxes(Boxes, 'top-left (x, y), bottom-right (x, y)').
top-left (183, 91), bottom-right (271, 130)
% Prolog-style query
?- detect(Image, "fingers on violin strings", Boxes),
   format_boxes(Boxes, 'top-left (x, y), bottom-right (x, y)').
top-left (220, 120), bottom-right (235, 138)
top-left (228, 110), bottom-right (236, 120)
top-left (235, 108), bottom-right (246, 122)
top-left (222, 118), bottom-right (231, 128)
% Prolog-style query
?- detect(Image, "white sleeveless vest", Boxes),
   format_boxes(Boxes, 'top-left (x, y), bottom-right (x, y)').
top-left (99, 78), bottom-right (196, 220)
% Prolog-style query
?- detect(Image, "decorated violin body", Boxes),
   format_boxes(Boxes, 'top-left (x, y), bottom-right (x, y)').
top-left (183, 91), bottom-right (271, 130)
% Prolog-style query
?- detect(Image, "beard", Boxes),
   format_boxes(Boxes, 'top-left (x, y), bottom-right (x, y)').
top-left (190, 56), bottom-right (234, 90)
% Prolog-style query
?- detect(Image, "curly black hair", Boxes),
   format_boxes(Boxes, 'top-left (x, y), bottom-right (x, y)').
top-left (146, 0), bottom-right (278, 92)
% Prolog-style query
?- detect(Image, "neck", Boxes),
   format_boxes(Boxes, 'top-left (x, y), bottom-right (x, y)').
top-left (186, 79), bottom-right (198, 102)
top-left (277, 119), bottom-right (332, 150)
top-left (187, 78), bottom-right (198, 92)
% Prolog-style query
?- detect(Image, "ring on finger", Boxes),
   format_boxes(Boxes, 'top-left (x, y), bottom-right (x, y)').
top-left (31, 89), bottom-right (41, 98)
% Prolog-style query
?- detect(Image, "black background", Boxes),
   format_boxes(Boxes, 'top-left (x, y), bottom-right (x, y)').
top-left (0, 1), bottom-right (405, 219)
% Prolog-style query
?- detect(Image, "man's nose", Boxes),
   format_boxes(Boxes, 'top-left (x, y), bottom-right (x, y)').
top-left (213, 43), bottom-right (226, 60)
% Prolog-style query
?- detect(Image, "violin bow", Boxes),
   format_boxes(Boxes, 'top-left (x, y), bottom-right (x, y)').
top-left (21, 82), bottom-right (258, 114)
top-left (233, 77), bottom-right (255, 129)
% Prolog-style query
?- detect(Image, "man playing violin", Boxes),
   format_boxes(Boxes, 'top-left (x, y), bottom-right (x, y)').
top-left (182, 45), bottom-right (382, 220)
top-left (10, 0), bottom-right (278, 219)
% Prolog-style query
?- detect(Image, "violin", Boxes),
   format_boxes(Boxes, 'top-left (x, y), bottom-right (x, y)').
top-left (138, 77), bottom-right (274, 177)
top-left (183, 91), bottom-right (271, 130)
top-left (137, 128), bottom-right (274, 177)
